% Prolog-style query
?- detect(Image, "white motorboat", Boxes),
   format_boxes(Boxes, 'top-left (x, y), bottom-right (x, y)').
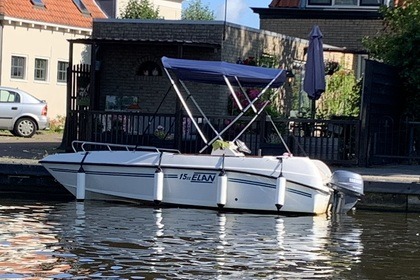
top-left (40, 57), bottom-right (363, 215)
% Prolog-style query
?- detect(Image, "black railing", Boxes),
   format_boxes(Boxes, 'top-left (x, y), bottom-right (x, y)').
top-left (65, 110), bottom-right (364, 165)
top-left (264, 117), bottom-right (360, 165)
top-left (371, 120), bottom-right (420, 164)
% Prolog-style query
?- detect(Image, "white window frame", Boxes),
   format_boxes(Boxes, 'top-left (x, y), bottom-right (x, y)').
top-left (57, 61), bottom-right (69, 83)
top-left (307, 0), bottom-right (385, 8)
top-left (30, 0), bottom-right (45, 7)
top-left (73, 0), bottom-right (90, 15)
top-left (11, 55), bottom-right (27, 80)
top-left (34, 57), bottom-right (49, 82)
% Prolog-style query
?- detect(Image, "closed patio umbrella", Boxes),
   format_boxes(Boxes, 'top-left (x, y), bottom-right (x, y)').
top-left (303, 25), bottom-right (325, 118)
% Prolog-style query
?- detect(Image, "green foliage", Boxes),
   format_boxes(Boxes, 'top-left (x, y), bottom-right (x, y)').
top-left (363, 0), bottom-right (420, 119)
top-left (182, 0), bottom-right (215, 20)
top-left (120, 0), bottom-right (160, 19)
top-left (227, 54), bottom-right (285, 118)
top-left (49, 115), bottom-right (65, 133)
top-left (317, 69), bottom-right (361, 118)
top-left (258, 53), bottom-right (280, 68)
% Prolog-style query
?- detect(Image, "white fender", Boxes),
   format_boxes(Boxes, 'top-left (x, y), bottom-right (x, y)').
top-left (154, 169), bottom-right (164, 203)
top-left (275, 176), bottom-right (286, 210)
top-left (76, 170), bottom-right (86, 201)
top-left (217, 171), bottom-right (227, 207)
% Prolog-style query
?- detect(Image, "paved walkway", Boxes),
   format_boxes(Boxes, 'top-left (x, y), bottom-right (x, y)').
top-left (0, 130), bottom-right (64, 164)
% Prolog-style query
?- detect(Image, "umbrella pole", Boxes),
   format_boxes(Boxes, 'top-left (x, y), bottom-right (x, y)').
top-left (311, 99), bottom-right (316, 119)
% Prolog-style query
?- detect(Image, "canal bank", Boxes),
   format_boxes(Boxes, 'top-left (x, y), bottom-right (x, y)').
top-left (0, 131), bottom-right (70, 199)
top-left (0, 131), bottom-right (419, 211)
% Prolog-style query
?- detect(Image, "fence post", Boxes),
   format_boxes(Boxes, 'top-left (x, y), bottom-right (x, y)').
top-left (259, 112), bottom-right (267, 148)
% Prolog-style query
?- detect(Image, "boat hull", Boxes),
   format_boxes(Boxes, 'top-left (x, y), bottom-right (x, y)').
top-left (41, 151), bottom-right (332, 215)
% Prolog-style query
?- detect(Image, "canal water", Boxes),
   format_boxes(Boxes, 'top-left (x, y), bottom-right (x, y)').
top-left (0, 199), bottom-right (419, 279)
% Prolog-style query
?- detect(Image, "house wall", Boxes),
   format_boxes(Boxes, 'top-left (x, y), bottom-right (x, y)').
top-left (93, 20), bottom-right (227, 115)
top-left (222, 25), bottom-right (308, 67)
top-left (115, 0), bottom-right (182, 19)
top-left (0, 22), bottom-right (90, 119)
top-left (154, 0), bottom-right (183, 19)
top-left (97, 44), bottom-right (226, 115)
top-left (260, 17), bottom-right (383, 51)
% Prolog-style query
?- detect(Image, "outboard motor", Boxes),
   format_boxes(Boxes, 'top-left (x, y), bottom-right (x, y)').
top-left (329, 170), bottom-right (364, 213)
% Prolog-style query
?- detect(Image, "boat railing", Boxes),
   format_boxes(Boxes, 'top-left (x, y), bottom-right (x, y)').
top-left (71, 140), bottom-right (181, 154)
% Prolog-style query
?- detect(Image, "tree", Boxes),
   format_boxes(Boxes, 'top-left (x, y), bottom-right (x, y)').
top-left (120, 0), bottom-right (160, 19)
top-left (363, 0), bottom-right (420, 119)
top-left (182, 0), bottom-right (215, 21)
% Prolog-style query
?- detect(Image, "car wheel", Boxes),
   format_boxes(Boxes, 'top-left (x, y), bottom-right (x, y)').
top-left (14, 118), bottom-right (37, 137)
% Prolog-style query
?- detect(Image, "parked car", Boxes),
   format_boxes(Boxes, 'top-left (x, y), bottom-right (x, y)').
top-left (0, 86), bottom-right (49, 137)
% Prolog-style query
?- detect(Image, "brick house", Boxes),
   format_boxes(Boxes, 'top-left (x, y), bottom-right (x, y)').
top-left (251, 0), bottom-right (394, 79)
top-left (0, 0), bottom-right (107, 119)
top-left (64, 19), bottom-right (326, 153)
top-left (64, 18), bottom-right (410, 165)
top-left (254, 0), bottom-right (388, 51)
top-left (69, 19), bottom-right (312, 116)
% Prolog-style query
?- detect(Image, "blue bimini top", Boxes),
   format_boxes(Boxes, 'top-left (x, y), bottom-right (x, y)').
top-left (161, 56), bottom-right (286, 88)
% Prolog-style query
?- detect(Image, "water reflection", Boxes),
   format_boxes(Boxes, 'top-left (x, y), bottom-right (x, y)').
top-left (0, 202), bottom-right (71, 278)
top-left (0, 200), bottom-right (366, 279)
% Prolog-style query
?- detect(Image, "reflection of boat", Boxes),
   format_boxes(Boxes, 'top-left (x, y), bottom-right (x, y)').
top-left (53, 203), bottom-right (363, 279)
top-left (40, 57), bottom-right (363, 215)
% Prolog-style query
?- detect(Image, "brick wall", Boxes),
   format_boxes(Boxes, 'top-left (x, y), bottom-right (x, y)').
top-left (221, 24), bottom-right (307, 66)
top-left (97, 43), bottom-right (227, 115)
top-left (261, 18), bottom-right (383, 50)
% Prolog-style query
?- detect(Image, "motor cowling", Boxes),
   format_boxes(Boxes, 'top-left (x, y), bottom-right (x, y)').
top-left (329, 170), bottom-right (364, 213)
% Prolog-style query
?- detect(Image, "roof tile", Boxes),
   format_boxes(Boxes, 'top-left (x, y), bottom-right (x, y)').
top-left (269, 0), bottom-right (301, 8)
top-left (0, 0), bottom-right (107, 29)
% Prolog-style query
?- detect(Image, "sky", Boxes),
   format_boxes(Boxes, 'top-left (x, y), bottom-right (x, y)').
top-left (182, 0), bottom-right (272, 29)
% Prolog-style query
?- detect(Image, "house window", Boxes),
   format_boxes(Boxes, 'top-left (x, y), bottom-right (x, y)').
top-left (57, 61), bottom-right (69, 83)
top-left (73, 0), bottom-right (90, 15)
top-left (31, 0), bottom-right (45, 7)
top-left (308, 0), bottom-right (384, 6)
top-left (11, 56), bottom-right (26, 79)
top-left (308, 0), bottom-right (332, 5)
top-left (34, 58), bottom-right (48, 81)
top-left (360, 0), bottom-right (382, 6)
top-left (136, 61), bottom-right (162, 76)
top-left (334, 0), bottom-right (357, 5)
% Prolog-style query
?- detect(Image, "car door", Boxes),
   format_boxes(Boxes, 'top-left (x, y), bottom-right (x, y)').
top-left (0, 89), bottom-right (22, 129)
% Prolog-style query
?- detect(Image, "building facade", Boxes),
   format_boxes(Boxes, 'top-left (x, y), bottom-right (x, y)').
top-left (0, 0), bottom-right (107, 120)
top-left (73, 19), bottom-right (313, 117)
top-left (252, 0), bottom-right (394, 86)
top-left (255, 0), bottom-right (393, 50)
top-left (95, 0), bottom-right (183, 19)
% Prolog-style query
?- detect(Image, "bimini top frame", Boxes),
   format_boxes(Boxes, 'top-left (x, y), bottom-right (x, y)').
top-left (161, 56), bottom-right (287, 153)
